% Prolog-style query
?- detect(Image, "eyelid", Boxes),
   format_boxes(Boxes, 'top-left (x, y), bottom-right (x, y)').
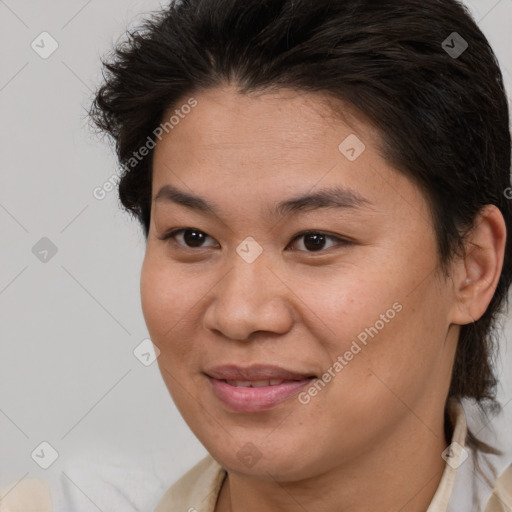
top-left (159, 227), bottom-right (352, 253)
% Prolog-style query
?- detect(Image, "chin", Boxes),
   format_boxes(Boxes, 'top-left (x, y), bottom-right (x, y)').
top-left (208, 441), bottom-right (323, 482)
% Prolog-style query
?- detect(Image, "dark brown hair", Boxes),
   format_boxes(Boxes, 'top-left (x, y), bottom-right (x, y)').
top-left (89, 0), bottom-right (512, 466)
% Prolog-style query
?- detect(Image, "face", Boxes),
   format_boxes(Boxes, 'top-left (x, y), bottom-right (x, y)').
top-left (141, 85), bottom-right (459, 480)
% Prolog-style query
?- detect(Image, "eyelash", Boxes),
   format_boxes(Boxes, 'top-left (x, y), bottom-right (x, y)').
top-left (159, 228), bottom-right (352, 253)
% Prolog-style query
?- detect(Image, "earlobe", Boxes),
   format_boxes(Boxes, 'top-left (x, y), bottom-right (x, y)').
top-left (450, 205), bottom-right (506, 326)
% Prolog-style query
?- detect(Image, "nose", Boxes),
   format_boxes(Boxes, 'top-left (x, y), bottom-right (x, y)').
top-left (202, 255), bottom-right (294, 341)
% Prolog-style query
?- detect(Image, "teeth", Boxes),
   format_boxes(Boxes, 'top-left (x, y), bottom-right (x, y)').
top-left (227, 380), bottom-right (252, 387)
top-left (251, 380), bottom-right (272, 387)
top-left (226, 379), bottom-right (285, 387)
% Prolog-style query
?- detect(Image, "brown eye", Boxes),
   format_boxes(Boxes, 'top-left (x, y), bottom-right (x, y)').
top-left (162, 228), bottom-right (218, 248)
top-left (288, 231), bottom-right (350, 253)
top-left (182, 229), bottom-right (207, 247)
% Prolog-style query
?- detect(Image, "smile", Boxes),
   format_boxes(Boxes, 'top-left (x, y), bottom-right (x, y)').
top-left (207, 376), bottom-right (315, 412)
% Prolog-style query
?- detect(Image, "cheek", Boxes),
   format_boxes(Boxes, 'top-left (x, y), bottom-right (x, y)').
top-left (140, 256), bottom-right (167, 338)
top-left (140, 250), bottom-right (209, 374)
top-left (140, 249), bottom-right (190, 333)
top-left (333, 284), bottom-right (450, 411)
top-left (308, 257), bottom-right (446, 389)
top-left (297, 265), bottom-right (400, 351)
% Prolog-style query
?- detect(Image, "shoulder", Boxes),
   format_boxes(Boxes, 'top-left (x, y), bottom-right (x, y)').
top-left (0, 478), bottom-right (52, 512)
top-left (0, 449), bottom-right (175, 512)
top-left (154, 455), bottom-right (226, 512)
top-left (485, 464), bottom-right (512, 512)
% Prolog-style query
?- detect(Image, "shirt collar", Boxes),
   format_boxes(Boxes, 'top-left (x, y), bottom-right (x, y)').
top-left (426, 397), bottom-right (468, 512)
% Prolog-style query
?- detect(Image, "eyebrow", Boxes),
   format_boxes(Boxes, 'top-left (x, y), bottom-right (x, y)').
top-left (154, 184), bottom-right (374, 219)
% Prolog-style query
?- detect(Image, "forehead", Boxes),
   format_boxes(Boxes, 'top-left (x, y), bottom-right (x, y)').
top-left (151, 85), bottom-right (429, 223)
top-left (156, 85), bottom-right (380, 154)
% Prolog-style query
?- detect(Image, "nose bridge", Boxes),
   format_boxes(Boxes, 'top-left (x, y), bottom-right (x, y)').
top-left (204, 247), bottom-right (293, 340)
top-left (221, 250), bottom-right (277, 314)
top-left (230, 255), bottom-right (264, 296)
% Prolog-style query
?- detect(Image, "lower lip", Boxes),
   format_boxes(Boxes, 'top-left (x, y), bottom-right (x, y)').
top-left (207, 377), bottom-right (314, 412)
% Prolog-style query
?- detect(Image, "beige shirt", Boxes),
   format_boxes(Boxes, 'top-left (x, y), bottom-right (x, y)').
top-left (1, 399), bottom-right (511, 511)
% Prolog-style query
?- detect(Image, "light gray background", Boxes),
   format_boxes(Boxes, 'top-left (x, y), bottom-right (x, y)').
top-left (1, 0), bottom-right (511, 508)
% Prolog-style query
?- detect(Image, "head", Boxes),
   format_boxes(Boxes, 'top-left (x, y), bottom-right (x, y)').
top-left (90, 0), bottom-right (511, 479)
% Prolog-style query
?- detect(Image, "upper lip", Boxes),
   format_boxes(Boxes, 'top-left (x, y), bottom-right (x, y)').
top-left (204, 364), bottom-right (316, 381)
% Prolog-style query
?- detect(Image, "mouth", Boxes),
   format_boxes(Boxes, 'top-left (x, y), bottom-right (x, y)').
top-left (204, 364), bottom-right (317, 412)
top-left (204, 363), bottom-right (317, 381)
top-left (220, 378), bottom-right (312, 387)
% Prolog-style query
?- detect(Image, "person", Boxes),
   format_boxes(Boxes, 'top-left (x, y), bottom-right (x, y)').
top-left (2, 0), bottom-right (511, 510)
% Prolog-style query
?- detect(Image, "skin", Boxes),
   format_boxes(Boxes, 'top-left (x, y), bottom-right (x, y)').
top-left (140, 84), bottom-right (506, 512)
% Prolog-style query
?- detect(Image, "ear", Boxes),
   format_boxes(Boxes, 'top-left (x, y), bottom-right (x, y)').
top-left (449, 205), bottom-right (507, 326)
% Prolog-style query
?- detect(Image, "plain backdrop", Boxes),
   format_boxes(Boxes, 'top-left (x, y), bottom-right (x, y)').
top-left (1, 0), bottom-right (511, 508)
